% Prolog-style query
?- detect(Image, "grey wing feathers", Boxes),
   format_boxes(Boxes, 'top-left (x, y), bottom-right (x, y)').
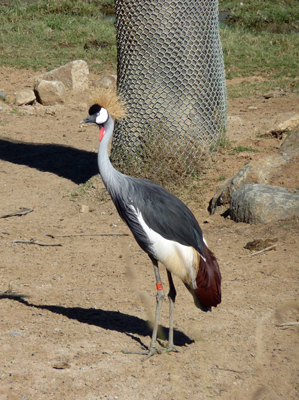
top-left (126, 177), bottom-right (205, 256)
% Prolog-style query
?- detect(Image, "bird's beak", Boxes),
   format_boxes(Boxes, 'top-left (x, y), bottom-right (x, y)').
top-left (79, 114), bottom-right (97, 125)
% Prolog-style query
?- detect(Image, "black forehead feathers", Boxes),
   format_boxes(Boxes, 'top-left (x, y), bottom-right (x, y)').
top-left (88, 104), bottom-right (102, 116)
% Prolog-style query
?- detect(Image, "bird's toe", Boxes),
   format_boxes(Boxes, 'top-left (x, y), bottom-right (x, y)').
top-left (166, 345), bottom-right (180, 353)
top-left (122, 344), bottom-right (179, 360)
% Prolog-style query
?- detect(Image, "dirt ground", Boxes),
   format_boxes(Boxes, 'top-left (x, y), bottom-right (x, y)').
top-left (0, 67), bottom-right (299, 400)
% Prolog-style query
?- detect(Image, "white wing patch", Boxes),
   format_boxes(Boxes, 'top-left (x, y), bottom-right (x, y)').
top-left (130, 205), bottom-right (198, 285)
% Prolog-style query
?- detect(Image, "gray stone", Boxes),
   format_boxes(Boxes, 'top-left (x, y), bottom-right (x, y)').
top-left (34, 80), bottom-right (66, 106)
top-left (209, 123), bottom-right (299, 215)
top-left (278, 124), bottom-right (299, 155)
top-left (277, 117), bottom-right (299, 133)
top-left (40, 60), bottom-right (89, 91)
top-left (230, 184), bottom-right (299, 224)
top-left (208, 153), bottom-right (288, 214)
top-left (15, 89), bottom-right (36, 106)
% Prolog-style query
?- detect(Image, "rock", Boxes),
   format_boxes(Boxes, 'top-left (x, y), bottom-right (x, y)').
top-left (278, 124), bottom-right (299, 155)
top-left (34, 80), bottom-right (66, 105)
top-left (244, 238), bottom-right (278, 251)
top-left (79, 205), bottom-right (89, 213)
top-left (262, 117), bottom-right (299, 139)
top-left (230, 184), bottom-right (299, 224)
top-left (14, 89), bottom-right (36, 106)
top-left (209, 123), bottom-right (299, 214)
top-left (277, 117), bottom-right (299, 133)
top-left (92, 75), bottom-right (116, 89)
top-left (0, 102), bottom-right (11, 112)
top-left (0, 90), bottom-right (6, 100)
top-left (263, 88), bottom-right (286, 99)
top-left (5, 94), bottom-right (15, 105)
top-left (208, 153), bottom-right (288, 213)
top-left (40, 60), bottom-right (89, 91)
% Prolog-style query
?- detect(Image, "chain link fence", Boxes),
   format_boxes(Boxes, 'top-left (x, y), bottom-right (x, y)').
top-left (111, 0), bottom-right (227, 184)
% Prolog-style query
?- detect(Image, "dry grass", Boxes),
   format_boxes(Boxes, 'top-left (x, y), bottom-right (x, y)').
top-left (90, 87), bottom-right (127, 121)
top-left (110, 130), bottom-right (217, 193)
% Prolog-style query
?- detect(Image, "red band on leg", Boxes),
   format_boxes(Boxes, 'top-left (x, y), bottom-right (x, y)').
top-left (156, 282), bottom-right (163, 291)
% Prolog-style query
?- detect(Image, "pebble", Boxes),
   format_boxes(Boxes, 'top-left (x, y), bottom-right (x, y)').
top-left (80, 205), bottom-right (89, 213)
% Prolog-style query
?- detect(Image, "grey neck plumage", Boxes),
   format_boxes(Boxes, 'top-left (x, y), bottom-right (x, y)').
top-left (97, 115), bottom-right (123, 198)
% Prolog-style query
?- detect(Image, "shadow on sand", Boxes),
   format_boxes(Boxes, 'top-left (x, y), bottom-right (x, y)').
top-left (0, 136), bottom-right (98, 184)
top-left (0, 293), bottom-right (194, 349)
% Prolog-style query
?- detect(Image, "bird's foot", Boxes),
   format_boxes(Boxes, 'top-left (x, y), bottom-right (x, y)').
top-left (122, 346), bottom-right (158, 360)
top-left (122, 344), bottom-right (180, 361)
top-left (164, 344), bottom-right (180, 354)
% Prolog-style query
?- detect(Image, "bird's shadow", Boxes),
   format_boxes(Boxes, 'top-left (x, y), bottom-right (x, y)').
top-left (0, 137), bottom-right (98, 184)
top-left (0, 293), bottom-right (194, 349)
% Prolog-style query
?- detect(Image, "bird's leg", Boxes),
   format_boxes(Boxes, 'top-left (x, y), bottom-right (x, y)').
top-left (122, 259), bottom-right (165, 359)
top-left (166, 270), bottom-right (180, 353)
top-left (147, 259), bottom-right (165, 354)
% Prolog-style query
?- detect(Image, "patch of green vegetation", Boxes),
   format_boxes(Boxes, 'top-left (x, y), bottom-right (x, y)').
top-left (9, 108), bottom-right (21, 115)
top-left (219, 0), bottom-right (299, 96)
top-left (0, 0), bottom-right (117, 73)
top-left (219, 0), bottom-right (299, 31)
top-left (0, 0), bottom-right (298, 100)
top-left (217, 174), bottom-right (226, 181)
top-left (221, 28), bottom-right (299, 80)
top-left (217, 136), bottom-right (233, 150)
top-left (231, 146), bottom-right (260, 153)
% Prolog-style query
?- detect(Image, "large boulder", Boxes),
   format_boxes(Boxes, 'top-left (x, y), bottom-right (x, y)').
top-left (230, 184), bottom-right (299, 224)
top-left (278, 124), bottom-right (299, 155)
top-left (208, 153), bottom-right (289, 213)
top-left (40, 60), bottom-right (89, 91)
top-left (209, 124), bottom-right (299, 214)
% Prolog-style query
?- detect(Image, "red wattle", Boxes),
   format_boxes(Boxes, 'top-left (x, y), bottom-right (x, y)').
top-left (99, 127), bottom-right (105, 142)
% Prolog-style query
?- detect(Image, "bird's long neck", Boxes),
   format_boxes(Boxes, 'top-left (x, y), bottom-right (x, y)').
top-left (97, 115), bottom-right (121, 196)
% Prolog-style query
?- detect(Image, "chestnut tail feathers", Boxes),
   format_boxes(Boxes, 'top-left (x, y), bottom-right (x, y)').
top-left (194, 244), bottom-right (221, 310)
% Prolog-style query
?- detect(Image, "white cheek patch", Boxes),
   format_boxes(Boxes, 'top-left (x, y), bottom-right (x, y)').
top-left (95, 108), bottom-right (108, 124)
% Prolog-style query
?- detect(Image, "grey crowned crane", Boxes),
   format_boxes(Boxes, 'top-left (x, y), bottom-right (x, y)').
top-left (80, 89), bottom-right (221, 359)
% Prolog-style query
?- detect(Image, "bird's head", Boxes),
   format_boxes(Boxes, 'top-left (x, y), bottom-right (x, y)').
top-left (80, 104), bottom-right (109, 142)
top-left (80, 87), bottom-right (126, 142)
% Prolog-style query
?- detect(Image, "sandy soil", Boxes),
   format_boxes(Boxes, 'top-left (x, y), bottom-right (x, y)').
top-left (0, 67), bottom-right (299, 400)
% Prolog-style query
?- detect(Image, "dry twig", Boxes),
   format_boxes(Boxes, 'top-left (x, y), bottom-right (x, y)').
top-left (276, 322), bottom-right (299, 328)
top-left (214, 365), bottom-right (246, 374)
top-left (13, 240), bottom-right (62, 247)
top-left (45, 233), bottom-right (129, 238)
top-left (249, 244), bottom-right (277, 257)
top-left (0, 208), bottom-right (33, 218)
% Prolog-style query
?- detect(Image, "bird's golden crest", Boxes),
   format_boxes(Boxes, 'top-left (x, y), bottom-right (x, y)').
top-left (91, 87), bottom-right (127, 120)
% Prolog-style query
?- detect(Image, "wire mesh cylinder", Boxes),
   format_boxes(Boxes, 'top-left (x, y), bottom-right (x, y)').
top-left (112, 0), bottom-right (227, 182)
